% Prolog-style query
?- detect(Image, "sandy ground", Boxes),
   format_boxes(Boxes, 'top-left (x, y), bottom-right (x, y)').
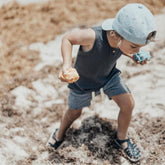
top-left (0, 1), bottom-right (165, 165)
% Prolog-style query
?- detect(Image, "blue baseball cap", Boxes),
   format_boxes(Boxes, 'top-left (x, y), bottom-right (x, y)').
top-left (102, 3), bottom-right (156, 45)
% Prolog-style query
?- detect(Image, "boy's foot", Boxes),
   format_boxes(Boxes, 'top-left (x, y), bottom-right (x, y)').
top-left (114, 133), bottom-right (141, 162)
top-left (46, 129), bottom-right (64, 150)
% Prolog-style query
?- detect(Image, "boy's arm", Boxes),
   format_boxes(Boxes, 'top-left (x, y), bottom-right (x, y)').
top-left (59, 28), bottom-right (95, 83)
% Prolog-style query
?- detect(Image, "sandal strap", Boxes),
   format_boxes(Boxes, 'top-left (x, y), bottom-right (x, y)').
top-left (48, 129), bottom-right (63, 149)
top-left (114, 132), bottom-right (129, 146)
top-left (52, 129), bottom-right (63, 143)
top-left (116, 138), bottom-right (129, 144)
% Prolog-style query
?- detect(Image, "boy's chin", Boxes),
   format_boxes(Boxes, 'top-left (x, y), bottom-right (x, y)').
top-left (123, 52), bottom-right (134, 56)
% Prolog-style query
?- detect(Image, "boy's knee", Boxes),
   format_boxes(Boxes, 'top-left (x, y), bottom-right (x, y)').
top-left (121, 97), bottom-right (135, 113)
top-left (113, 93), bottom-right (135, 113)
top-left (127, 98), bottom-right (135, 111)
top-left (113, 93), bottom-right (135, 112)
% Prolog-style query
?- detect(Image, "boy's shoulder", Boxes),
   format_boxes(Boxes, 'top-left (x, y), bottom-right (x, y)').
top-left (91, 26), bottom-right (107, 43)
top-left (91, 26), bottom-right (106, 38)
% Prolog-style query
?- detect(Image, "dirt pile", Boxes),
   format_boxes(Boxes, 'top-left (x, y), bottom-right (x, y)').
top-left (29, 115), bottom-right (165, 164)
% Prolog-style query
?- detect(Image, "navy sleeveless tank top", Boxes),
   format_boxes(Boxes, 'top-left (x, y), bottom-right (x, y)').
top-left (68, 26), bottom-right (122, 92)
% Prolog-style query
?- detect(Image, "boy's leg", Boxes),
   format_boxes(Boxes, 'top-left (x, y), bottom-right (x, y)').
top-left (54, 89), bottom-right (92, 141)
top-left (103, 73), bottom-right (134, 148)
top-left (103, 74), bottom-right (141, 161)
top-left (111, 93), bottom-right (134, 148)
top-left (56, 108), bottom-right (82, 141)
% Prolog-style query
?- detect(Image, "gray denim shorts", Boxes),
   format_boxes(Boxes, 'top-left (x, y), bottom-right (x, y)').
top-left (68, 73), bottom-right (130, 110)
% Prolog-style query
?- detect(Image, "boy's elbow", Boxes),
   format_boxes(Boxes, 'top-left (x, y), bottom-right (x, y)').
top-left (62, 35), bottom-right (68, 43)
top-left (62, 35), bottom-right (72, 46)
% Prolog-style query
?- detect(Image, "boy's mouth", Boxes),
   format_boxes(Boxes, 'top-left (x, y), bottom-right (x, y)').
top-left (122, 51), bottom-right (134, 56)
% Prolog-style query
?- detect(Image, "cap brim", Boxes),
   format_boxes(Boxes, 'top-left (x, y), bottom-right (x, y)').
top-left (102, 18), bottom-right (114, 31)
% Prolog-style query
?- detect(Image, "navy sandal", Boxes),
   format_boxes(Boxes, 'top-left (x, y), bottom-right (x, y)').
top-left (114, 133), bottom-right (141, 162)
top-left (47, 129), bottom-right (63, 150)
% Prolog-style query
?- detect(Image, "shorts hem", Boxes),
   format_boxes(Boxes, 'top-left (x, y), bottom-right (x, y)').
top-left (108, 90), bottom-right (131, 99)
top-left (68, 104), bottom-right (90, 110)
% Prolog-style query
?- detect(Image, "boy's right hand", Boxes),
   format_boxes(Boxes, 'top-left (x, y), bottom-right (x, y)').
top-left (133, 49), bottom-right (151, 64)
top-left (59, 67), bottom-right (79, 83)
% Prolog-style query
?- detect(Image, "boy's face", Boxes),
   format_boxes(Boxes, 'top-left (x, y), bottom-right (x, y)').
top-left (119, 39), bottom-right (146, 56)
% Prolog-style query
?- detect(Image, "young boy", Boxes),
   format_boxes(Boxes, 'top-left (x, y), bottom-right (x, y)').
top-left (47, 3), bottom-right (156, 162)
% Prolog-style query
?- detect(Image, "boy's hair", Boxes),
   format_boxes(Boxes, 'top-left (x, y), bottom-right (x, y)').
top-left (146, 31), bottom-right (157, 43)
top-left (109, 30), bottom-right (157, 44)
top-left (102, 3), bottom-right (156, 45)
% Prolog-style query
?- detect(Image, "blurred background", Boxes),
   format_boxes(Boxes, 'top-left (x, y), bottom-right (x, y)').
top-left (0, 0), bottom-right (165, 93)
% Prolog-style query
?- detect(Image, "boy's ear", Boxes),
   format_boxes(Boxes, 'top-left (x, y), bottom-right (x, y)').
top-left (114, 31), bottom-right (123, 40)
